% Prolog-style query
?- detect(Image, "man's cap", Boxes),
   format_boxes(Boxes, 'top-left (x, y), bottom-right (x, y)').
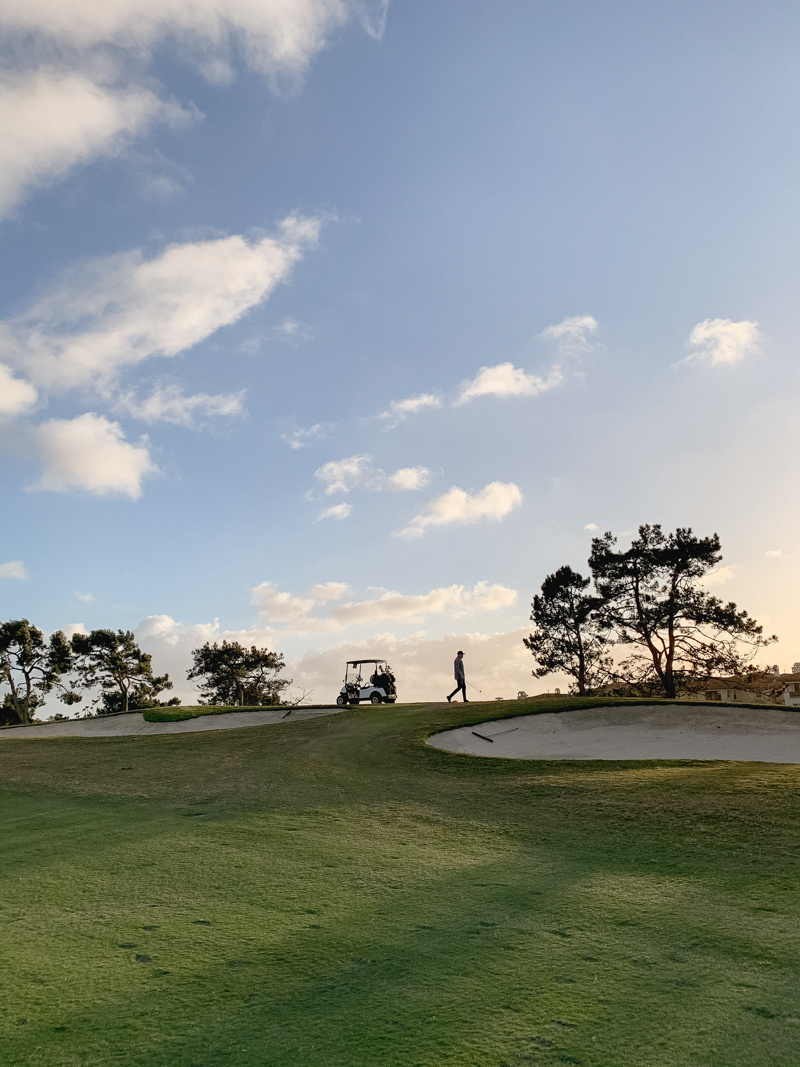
top-left (457, 650), bottom-right (464, 655)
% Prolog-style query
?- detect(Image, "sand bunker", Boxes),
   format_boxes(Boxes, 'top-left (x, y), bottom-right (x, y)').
top-left (428, 703), bottom-right (800, 762)
top-left (0, 706), bottom-right (341, 739)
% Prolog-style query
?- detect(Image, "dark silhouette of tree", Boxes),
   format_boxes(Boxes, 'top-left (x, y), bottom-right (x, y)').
top-left (589, 525), bottom-right (775, 699)
top-left (524, 565), bottom-right (611, 694)
top-left (187, 641), bottom-right (289, 706)
top-left (71, 630), bottom-right (175, 715)
top-left (0, 620), bottom-right (76, 725)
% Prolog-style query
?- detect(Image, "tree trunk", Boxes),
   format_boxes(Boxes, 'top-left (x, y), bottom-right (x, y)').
top-left (20, 676), bottom-right (34, 726)
top-left (12, 686), bottom-right (29, 726)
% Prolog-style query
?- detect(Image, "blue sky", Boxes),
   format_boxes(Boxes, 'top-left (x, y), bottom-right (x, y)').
top-left (2, 0), bottom-right (800, 702)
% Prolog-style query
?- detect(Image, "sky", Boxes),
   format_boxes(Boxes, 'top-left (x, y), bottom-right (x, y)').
top-left (2, 0), bottom-right (800, 706)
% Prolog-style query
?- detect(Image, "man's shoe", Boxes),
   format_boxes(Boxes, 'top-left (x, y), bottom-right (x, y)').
top-left (447, 695), bottom-right (451, 702)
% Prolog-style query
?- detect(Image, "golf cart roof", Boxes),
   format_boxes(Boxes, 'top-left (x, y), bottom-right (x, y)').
top-left (346, 659), bottom-right (387, 666)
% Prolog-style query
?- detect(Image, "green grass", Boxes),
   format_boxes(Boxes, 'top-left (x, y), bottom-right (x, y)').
top-left (2, 696), bottom-right (800, 1067)
top-left (140, 704), bottom-right (322, 723)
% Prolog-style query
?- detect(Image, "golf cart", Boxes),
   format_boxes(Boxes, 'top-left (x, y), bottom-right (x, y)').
top-left (337, 659), bottom-right (397, 706)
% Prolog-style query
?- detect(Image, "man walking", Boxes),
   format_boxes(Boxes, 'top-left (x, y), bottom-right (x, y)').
top-left (447, 650), bottom-right (468, 702)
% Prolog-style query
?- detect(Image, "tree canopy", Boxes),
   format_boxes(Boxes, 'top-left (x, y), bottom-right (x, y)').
top-left (589, 525), bottom-right (775, 698)
top-left (70, 629), bottom-right (177, 715)
top-left (0, 620), bottom-right (77, 725)
top-left (523, 566), bottom-right (611, 694)
top-left (526, 524), bottom-right (776, 699)
top-left (187, 641), bottom-right (290, 706)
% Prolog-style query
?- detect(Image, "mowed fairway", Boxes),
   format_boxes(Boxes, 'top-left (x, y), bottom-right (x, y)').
top-left (2, 698), bottom-right (800, 1067)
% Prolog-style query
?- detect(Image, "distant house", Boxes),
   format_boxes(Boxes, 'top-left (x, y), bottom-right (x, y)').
top-left (700, 680), bottom-right (773, 704)
top-left (781, 662), bottom-right (800, 707)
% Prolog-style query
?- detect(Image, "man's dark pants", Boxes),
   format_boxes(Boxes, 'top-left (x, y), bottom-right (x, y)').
top-left (448, 680), bottom-right (468, 702)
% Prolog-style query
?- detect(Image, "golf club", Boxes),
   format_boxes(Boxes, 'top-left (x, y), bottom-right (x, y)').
top-left (467, 680), bottom-right (482, 694)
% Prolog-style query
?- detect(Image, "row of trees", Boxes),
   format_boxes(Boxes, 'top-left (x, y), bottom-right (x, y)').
top-left (526, 524), bottom-right (777, 699)
top-left (0, 624), bottom-right (289, 726)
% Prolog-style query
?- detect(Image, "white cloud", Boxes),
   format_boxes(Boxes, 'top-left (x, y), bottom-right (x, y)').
top-left (30, 412), bottom-right (157, 498)
top-left (698, 565), bottom-right (739, 588)
top-left (379, 393), bottom-right (441, 426)
top-left (0, 364), bottom-right (38, 418)
top-left (765, 549), bottom-right (783, 559)
top-left (584, 522), bottom-right (598, 531)
top-left (539, 314), bottom-right (598, 354)
top-left (281, 422), bottom-right (332, 449)
top-left (1, 1), bottom-right (388, 86)
top-left (682, 318), bottom-right (761, 367)
top-left (3, 216), bottom-right (321, 393)
top-left (0, 2), bottom-right (384, 214)
top-left (253, 579), bottom-right (518, 634)
top-left (314, 454), bottom-right (432, 495)
top-left (397, 481), bottom-right (523, 539)
top-left (251, 582), bottom-right (316, 624)
top-left (116, 383), bottom-right (245, 427)
top-left (0, 560), bottom-right (28, 580)
top-left (74, 591), bottom-right (94, 602)
top-left (330, 582), bottom-right (517, 628)
top-left (455, 362), bottom-right (563, 405)
top-left (314, 454), bottom-right (374, 494)
top-left (309, 581), bottom-right (350, 601)
top-left (386, 466), bottom-right (433, 492)
top-left (316, 502), bottom-right (352, 521)
top-left (454, 315), bottom-right (598, 407)
top-left (0, 68), bottom-right (192, 218)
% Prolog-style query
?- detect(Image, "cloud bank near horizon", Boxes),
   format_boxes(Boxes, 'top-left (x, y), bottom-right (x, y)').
top-left (126, 614), bottom-right (538, 705)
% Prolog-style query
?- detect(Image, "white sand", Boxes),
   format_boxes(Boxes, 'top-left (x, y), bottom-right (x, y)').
top-left (428, 703), bottom-right (800, 762)
top-left (0, 706), bottom-right (341, 739)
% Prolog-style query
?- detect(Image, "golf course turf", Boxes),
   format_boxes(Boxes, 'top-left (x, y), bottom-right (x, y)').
top-left (2, 697), bottom-right (800, 1067)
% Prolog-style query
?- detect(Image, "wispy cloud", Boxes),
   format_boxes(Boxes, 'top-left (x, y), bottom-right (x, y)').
top-left (378, 393), bottom-right (441, 427)
top-left (0, 69), bottom-right (193, 219)
top-left (274, 318), bottom-right (314, 344)
top-left (316, 502), bottom-right (352, 521)
top-left (116, 383), bottom-right (245, 428)
top-left (397, 481), bottom-right (522, 539)
top-left (314, 454), bottom-right (432, 495)
top-left (539, 314), bottom-right (598, 355)
top-left (0, 1), bottom-right (387, 214)
top-left (281, 422), bottom-right (332, 449)
top-left (1, 1), bottom-right (388, 85)
top-left (3, 216), bottom-right (321, 395)
top-left (0, 560), bottom-right (28, 580)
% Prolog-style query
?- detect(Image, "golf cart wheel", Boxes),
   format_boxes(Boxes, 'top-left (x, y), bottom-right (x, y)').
top-left (370, 693), bottom-right (382, 705)
top-left (336, 695), bottom-right (347, 706)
